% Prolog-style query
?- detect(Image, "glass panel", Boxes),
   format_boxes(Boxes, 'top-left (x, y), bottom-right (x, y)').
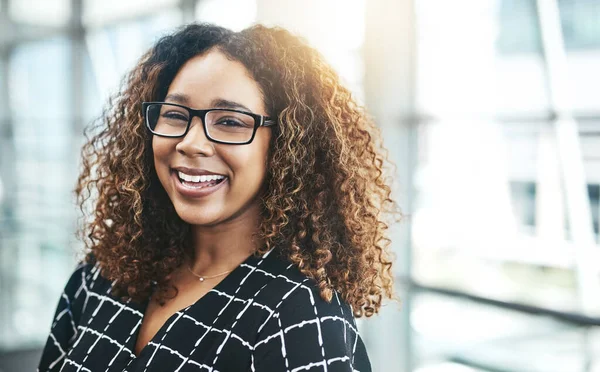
top-left (83, 0), bottom-right (179, 26)
top-left (567, 52), bottom-right (600, 114)
top-left (416, 0), bottom-right (551, 115)
top-left (412, 119), bottom-right (585, 310)
top-left (412, 292), bottom-right (600, 371)
top-left (559, 0), bottom-right (600, 50)
top-left (496, 0), bottom-right (542, 54)
top-left (568, 50), bottom-right (600, 112)
top-left (9, 0), bottom-right (71, 27)
top-left (84, 11), bottom-right (181, 103)
top-left (413, 0), bottom-right (600, 322)
top-left (496, 0), bottom-right (600, 113)
top-left (2, 37), bottom-right (80, 350)
top-left (496, 55), bottom-right (551, 114)
top-left (559, 0), bottom-right (600, 112)
top-left (255, 0), bottom-right (365, 101)
top-left (196, 0), bottom-right (256, 32)
top-left (0, 7), bottom-right (183, 352)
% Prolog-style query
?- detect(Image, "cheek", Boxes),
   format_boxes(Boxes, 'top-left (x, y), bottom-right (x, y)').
top-left (153, 138), bottom-right (168, 159)
top-left (152, 139), bottom-right (172, 176)
top-left (228, 136), bottom-right (271, 183)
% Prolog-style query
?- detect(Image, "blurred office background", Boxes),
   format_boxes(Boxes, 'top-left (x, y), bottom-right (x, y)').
top-left (1, 0), bottom-right (600, 371)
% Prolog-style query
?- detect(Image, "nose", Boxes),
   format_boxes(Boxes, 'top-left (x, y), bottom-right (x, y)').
top-left (175, 117), bottom-right (216, 157)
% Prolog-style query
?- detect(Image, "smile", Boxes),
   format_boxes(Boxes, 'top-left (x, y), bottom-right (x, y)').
top-left (178, 171), bottom-right (226, 184)
top-left (172, 170), bottom-right (228, 197)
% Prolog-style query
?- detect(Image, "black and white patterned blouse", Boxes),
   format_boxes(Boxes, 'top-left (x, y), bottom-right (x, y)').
top-left (38, 249), bottom-right (372, 371)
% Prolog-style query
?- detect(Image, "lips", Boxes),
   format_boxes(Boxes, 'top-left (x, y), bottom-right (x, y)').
top-left (171, 169), bottom-right (228, 198)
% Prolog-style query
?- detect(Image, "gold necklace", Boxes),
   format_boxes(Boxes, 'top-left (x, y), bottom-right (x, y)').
top-left (187, 264), bottom-right (233, 282)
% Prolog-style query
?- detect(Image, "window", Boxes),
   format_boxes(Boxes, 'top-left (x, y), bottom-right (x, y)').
top-left (411, 0), bottom-right (600, 369)
top-left (9, 0), bottom-right (71, 27)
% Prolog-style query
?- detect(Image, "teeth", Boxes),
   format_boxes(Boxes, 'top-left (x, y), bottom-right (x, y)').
top-left (178, 171), bottom-right (226, 183)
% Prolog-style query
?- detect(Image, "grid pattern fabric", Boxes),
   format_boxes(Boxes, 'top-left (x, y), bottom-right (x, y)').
top-left (38, 249), bottom-right (372, 371)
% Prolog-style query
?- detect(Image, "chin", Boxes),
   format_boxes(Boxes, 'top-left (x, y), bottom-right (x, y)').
top-left (175, 207), bottom-right (224, 227)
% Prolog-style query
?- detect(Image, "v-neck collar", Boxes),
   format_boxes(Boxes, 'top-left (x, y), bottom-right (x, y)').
top-left (126, 251), bottom-right (264, 361)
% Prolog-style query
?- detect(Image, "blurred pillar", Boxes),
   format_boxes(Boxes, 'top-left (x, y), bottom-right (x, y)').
top-left (0, 0), bottom-right (16, 346)
top-left (363, 0), bottom-right (416, 371)
top-left (180, 0), bottom-right (196, 24)
top-left (71, 0), bottom-right (84, 135)
top-left (67, 0), bottom-right (85, 252)
top-left (535, 0), bottom-right (600, 314)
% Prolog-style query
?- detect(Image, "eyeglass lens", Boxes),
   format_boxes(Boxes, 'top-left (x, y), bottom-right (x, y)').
top-left (146, 103), bottom-right (256, 143)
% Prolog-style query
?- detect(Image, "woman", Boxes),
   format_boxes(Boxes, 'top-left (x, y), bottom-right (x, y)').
top-left (38, 23), bottom-right (398, 372)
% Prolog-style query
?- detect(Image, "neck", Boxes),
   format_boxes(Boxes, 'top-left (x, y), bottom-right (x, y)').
top-left (188, 204), bottom-right (263, 275)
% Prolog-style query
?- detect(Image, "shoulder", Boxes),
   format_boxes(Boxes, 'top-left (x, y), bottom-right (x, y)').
top-left (57, 256), bottom-right (131, 329)
top-left (252, 248), bottom-right (356, 325)
top-left (277, 271), bottom-right (354, 322)
top-left (251, 251), bottom-right (371, 371)
top-left (255, 250), bottom-right (355, 321)
top-left (259, 261), bottom-right (358, 341)
top-left (63, 259), bottom-right (110, 298)
top-left (38, 260), bottom-right (114, 372)
top-left (62, 261), bottom-right (95, 299)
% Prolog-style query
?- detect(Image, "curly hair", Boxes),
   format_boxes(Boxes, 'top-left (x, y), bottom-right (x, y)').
top-left (76, 23), bottom-right (400, 317)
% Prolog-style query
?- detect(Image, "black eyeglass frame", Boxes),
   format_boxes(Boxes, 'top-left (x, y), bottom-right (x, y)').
top-left (142, 101), bottom-right (277, 145)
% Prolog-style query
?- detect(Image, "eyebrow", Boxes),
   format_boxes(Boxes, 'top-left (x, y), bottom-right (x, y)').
top-left (164, 93), bottom-right (252, 113)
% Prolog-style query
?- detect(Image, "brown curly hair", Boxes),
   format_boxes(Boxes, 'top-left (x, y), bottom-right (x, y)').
top-left (76, 23), bottom-right (400, 317)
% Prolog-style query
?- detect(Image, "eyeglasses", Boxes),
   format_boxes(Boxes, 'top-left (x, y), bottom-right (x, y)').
top-left (142, 102), bottom-right (276, 145)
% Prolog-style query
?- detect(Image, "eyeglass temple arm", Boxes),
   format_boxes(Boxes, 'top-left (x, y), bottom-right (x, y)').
top-left (262, 118), bottom-right (277, 127)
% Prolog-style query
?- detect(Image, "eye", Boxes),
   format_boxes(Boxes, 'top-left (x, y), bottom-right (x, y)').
top-left (206, 110), bottom-right (255, 130)
top-left (215, 117), bottom-right (247, 127)
top-left (161, 111), bottom-right (189, 121)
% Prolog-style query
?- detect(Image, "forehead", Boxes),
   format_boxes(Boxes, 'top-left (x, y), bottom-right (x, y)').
top-left (166, 49), bottom-right (266, 113)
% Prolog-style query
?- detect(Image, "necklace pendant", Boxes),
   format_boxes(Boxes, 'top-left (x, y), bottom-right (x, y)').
top-left (199, 277), bottom-right (205, 282)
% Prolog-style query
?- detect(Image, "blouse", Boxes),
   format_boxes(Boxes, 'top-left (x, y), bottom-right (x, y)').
top-left (37, 248), bottom-right (372, 371)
